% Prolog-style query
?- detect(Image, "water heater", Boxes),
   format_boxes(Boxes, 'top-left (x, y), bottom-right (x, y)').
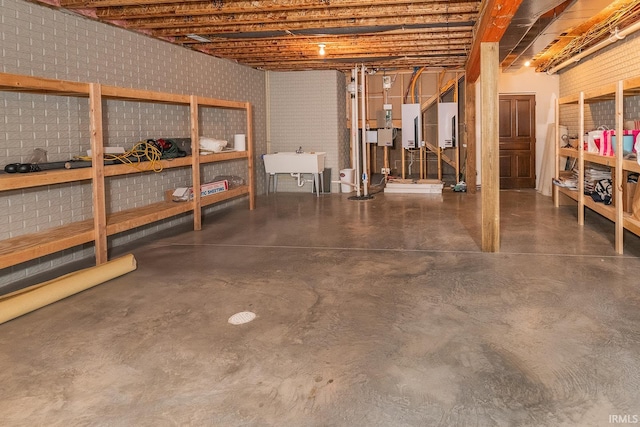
top-left (438, 102), bottom-right (458, 148)
top-left (401, 103), bottom-right (421, 149)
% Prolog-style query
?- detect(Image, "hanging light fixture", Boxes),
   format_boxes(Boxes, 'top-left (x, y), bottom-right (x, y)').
top-left (318, 43), bottom-right (326, 56)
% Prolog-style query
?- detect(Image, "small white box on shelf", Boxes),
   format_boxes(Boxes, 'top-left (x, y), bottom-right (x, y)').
top-left (172, 180), bottom-right (228, 201)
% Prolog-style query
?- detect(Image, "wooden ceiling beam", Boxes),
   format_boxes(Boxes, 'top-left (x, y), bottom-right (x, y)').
top-left (150, 14), bottom-right (477, 36)
top-left (181, 33), bottom-right (472, 47)
top-left (129, 6), bottom-right (477, 31)
top-left (465, 0), bottom-right (522, 83)
top-left (242, 57), bottom-right (467, 71)
top-left (62, 0), bottom-right (468, 11)
top-left (93, 0), bottom-right (479, 20)
top-left (206, 46), bottom-right (470, 60)
top-left (178, 27), bottom-right (474, 44)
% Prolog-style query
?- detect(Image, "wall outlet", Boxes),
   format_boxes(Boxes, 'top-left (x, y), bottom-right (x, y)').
top-left (381, 167), bottom-right (390, 174)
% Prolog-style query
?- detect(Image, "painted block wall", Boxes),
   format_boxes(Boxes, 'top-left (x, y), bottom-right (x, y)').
top-left (559, 32), bottom-right (640, 137)
top-left (268, 70), bottom-right (349, 193)
top-left (0, 0), bottom-right (266, 289)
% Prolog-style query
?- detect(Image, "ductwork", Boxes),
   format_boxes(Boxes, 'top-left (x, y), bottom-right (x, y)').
top-left (500, 0), bottom-right (615, 72)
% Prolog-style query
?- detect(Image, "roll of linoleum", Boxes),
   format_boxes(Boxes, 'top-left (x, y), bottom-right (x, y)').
top-left (0, 254), bottom-right (137, 325)
top-left (234, 134), bottom-right (246, 151)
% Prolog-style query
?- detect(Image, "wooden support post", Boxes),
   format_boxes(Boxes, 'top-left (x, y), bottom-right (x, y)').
top-left (466, 79), bottom-right (477, 194)
top-left (454, 73), bottom-right (460, 183)
top-left (89, 83), bottom-right (107, 265)
top-left (481, 42), bottom-right (500, 252)
top-left (402, 148), bottom-right (406, 179)
top-left (384, 146), bottom-right (389, 178)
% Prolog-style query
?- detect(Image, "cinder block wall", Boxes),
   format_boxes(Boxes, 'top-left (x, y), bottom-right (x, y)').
top-left (559, 32), bottom-right (640, 136)
top-left (0, 0), bottom-right (266, 288)
top-left (268, 70), bottom-right (349, 193)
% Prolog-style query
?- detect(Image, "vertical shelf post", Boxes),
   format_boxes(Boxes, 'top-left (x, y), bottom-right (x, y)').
top-left (615, 80), bottom-right (624, 253)
top-left (190, 95), bottom-right (202, 231)
top-left (246, 102), bottom-right (255, 210)
top-left (554, 98), bottom-right (560, 207)
top-left (578, 92), bottom-right (585, 226)
top-left (89, 83), bottom-right (108, 265)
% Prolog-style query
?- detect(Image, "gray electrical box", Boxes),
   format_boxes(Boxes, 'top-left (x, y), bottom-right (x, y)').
top-left (377, 128), bottom-right (393, 147)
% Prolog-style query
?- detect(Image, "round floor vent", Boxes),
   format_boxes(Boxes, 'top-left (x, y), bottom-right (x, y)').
top-left (228, 311), bottom-right (256, 325)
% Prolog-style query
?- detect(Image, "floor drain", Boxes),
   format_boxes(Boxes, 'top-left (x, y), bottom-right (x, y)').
top-left (228, 311), bottom-right (256, 325)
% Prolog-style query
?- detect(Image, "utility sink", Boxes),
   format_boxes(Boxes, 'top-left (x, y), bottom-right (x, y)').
top-left (262, 152), bottom-right (327, 196)
top-left (263, 152), bottom-right (326, 174)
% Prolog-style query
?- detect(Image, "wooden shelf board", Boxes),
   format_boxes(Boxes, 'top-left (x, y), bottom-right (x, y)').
top-left (200, 186), bottom-right (249, 208)
top-left (0, 168), bottom-right (92, 191)
top-left (0, 220), bottom-right (94, 270)
top-left (106, 200), bottom-right (194, 236)
top-left (559, 93), bottom-right (579, 105)
top-left (623, 76), bottom-right (640, 93)
top-left (555, 185), bottom-right (578, 201)
top-left (104, 156), bottom-right (192, 177)
top-left (0, 72), bottom-right (90, 96)
top-left (583, 84), bottom-right (617, 102)
top-left (100, 85), bottom-right (190, 104)
top-left (623, 159), bottom-right (640, 174)
top-left (559, 147), bottom-right (578, 158)
top-left (623, 213), bottom-right (640, 236)
top-left (583, 196), bottom-right (616, 221)
top-left (197, 96), bottom-right (247, 110)
top-left (584, 152), bottom-right (616, 167)
top-left (200, 151), bottom-right (248, 164)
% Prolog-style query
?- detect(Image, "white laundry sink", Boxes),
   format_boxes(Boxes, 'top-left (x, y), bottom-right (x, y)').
top-left (263, 152), bottom-right (326, 174)
top-left (263, 152), bottom-right (327, 197)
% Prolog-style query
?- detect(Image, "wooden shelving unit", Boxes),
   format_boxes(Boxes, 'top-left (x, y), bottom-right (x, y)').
top-left (553, 77), bottom-right (640, 253)
top-left (0, 71), bottom-right (254, 271)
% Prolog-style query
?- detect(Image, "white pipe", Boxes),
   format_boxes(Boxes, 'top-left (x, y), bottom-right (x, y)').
top-left (291, 172), bottom-right (305, 187)
top-left (548, 22), bottom-right (640, 74)
top-left (350, 67), bottom-right (357, 196)
top-left (361, 65), bottom-right (368, 197)
top-left (354, 66), bottom-right (362, 197)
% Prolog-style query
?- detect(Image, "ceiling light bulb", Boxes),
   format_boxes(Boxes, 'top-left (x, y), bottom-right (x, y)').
top-left (524, 60), bottom-right (531, 67)
top-left (318, 44), bottom-right (326, 56)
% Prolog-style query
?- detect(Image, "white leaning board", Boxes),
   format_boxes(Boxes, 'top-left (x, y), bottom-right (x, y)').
top-left (384, 179), bottom-right (444, 194)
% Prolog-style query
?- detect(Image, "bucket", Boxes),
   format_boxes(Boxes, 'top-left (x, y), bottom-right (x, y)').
top-left (340, 168), bottom-right (355, 193)
top-left (234, 134), bottom-right (246, 151)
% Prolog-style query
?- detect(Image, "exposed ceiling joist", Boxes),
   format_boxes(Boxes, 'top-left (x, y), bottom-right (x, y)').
top-left (465, 0), bottom-right (524, 83)
top-left (27, 0), bottom-right (632, 73)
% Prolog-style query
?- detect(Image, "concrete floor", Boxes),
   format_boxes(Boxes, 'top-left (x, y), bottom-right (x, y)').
top-left (1, 189), bottom-right (640, 426)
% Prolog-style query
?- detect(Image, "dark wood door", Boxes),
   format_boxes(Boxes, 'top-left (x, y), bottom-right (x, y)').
top-left (499, 94), bottom-right (536, 188)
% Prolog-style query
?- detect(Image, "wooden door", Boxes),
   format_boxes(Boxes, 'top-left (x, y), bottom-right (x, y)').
top-left (499, 94), bottom-right (536, 188)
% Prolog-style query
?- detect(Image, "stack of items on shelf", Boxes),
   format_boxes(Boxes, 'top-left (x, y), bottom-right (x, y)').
top-left (585, 163), bottom-right (612, 205)
top-left (584, 163), bottom-right (611, 193)
top-left (552, 170), bottom-right (578, 190)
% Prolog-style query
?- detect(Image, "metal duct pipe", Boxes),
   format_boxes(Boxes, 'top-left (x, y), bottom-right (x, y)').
top-left (547, 21), bottom-right (640, 74)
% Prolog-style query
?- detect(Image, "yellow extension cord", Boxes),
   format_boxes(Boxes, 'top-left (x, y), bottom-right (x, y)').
top-left (74, 141), bottom-right (164, 172)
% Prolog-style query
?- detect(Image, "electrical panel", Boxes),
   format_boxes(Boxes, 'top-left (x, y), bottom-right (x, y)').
top-left (377, 128), bottom-right (393, 147)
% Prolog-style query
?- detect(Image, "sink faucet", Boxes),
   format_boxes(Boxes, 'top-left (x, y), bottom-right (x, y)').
top-left (296, 146), bottom-right (303, 154)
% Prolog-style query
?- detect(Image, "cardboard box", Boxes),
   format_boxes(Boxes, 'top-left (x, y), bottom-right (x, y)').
top-left (172, 180), bottom-right (228, 202)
